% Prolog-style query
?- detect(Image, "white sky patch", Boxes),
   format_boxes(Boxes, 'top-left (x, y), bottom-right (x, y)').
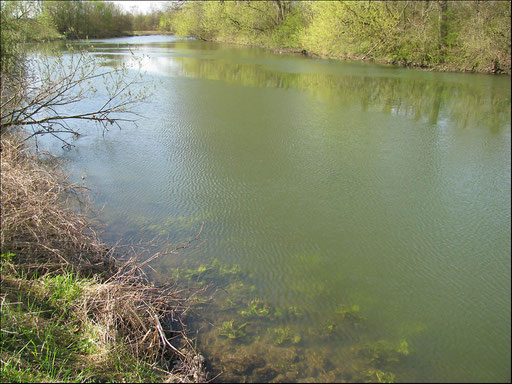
top-left (113, 1), bottom-right (167, 14)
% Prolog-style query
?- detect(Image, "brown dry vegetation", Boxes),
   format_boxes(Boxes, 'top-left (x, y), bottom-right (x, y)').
top-left (0, 134), bottom-right (207, 382)
top-left (1, 136), bottom-right (113, 276)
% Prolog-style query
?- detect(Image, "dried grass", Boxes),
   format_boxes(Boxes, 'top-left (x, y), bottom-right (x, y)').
top-left (1, 134), bottom-right (114, 276)
top-left (0, 134), bottom-right (207, 382)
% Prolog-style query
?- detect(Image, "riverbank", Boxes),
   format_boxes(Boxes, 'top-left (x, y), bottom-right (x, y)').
top-left (195, 35), bottom-right (510, 75)
top-left (0, 135), bottom-right (207, 383)
top-left (163, 2), bottom-right (510, 76)
top-left (127, 30), bottom-right (174, 37)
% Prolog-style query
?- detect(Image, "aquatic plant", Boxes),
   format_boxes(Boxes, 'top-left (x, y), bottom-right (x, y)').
top-left (218, 262), bottom-right (241, 276)
top-left (359, 339), bottom-right (410, 364)
top-left (223, 298), bottom-right (236, 309)
top-left (136, 212), bottom-right (212, 237)
top-left (287, 280), bottom-right (328, 299)
top-left (220, 282), bottom-right (256, 309)
top-left (218, 320), bottom-right (248, 340)
top-left (273, 307), bottom-right (284, 320)
top-left (270, 327), bottom-right (301, 345)
top-left (181, 265), bottom-right (211, 282)
top-left (239, 298), bottom-right (270, 318)
top-left (397, 339), bottom-right (409, 356)
top-left (334, 304), bottom-right (363, 322)
top-left (288, 306), bottom-right (303, 318)
top-left (271, 305), bottom-right (304, 321)
top-left (324, 322), bottom-right (336, 335)
top-left (318, 304), bottom-right (364, 337)
top-left (365, 368), bottom-right (396, 383)
top-left (177, 258), bottom-right (244, 285)
top-left (225, 281), bottom-right (256, 295)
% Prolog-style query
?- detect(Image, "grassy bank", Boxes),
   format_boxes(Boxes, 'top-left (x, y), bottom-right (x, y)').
top-left (0, 136), bottom-right (207, 383)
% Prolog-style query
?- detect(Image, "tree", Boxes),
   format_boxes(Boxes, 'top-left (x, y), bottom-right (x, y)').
top-left (41, 0), bottom-right (132, 39)
top-left (1, 2), bottom-right (149, 148)
top-left (1, 1), bottom-right (39, 71)
top-left (1, 49), bottom-right (149, 148)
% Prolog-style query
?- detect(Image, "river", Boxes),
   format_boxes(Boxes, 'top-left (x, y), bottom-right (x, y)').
top-left (36, 35), bottom-right (510, 383)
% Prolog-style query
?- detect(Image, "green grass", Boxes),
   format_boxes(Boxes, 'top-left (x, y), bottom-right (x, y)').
top-left (0, 258), bottom-right (166, 383)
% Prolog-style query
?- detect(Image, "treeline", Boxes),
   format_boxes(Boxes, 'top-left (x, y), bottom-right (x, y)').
top-left (0, 1), bottom-right (167, 70)
top-left (41, 1), bottom-right (131, 39)
top-left (1, 1), bottom-right (164, 46)
top-left (159, 1), bottom-right (511, 74)
top-left (42, 1), bottom-right (163, 39)
top-left (2, 1), bottom-right (510, 74)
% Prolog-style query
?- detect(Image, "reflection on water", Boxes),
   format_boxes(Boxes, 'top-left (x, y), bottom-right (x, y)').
top-left (84, 38), bottom-right (511, 133)
top-left (169, 55), bottom-right (510, 133)
top-left (36, 36), bottom-right (511, 383)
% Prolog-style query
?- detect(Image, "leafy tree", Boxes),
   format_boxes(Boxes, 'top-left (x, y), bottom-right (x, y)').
top-left (41, 1), bottom-right (132, 39)
top-left (158, 0), bottom-right (511, 73)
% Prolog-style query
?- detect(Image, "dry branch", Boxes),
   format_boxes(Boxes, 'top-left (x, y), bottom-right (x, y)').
top-left (1, 48), bottom-right (149, 148)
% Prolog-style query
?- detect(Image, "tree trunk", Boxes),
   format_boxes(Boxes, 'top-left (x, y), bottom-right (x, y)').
top-left (438, 0), bottom-right (448, 51)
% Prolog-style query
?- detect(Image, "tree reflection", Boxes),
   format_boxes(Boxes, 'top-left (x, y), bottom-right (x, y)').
top-left (170, 54), bottom-right (510, 132)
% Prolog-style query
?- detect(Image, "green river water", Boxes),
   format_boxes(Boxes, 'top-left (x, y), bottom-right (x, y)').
top-left (36, 36), bottom-right (510, 382)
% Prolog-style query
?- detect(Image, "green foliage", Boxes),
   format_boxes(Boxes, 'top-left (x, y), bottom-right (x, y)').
top-left (270, 9), bottom-right (304, 48)
top-left (42, 1), bottom-right (133, 39)
top-left (0, 1), bottom-right (35, 71)
top-left (40, 272), bottom-right (87, 313)
top-left (1, 252), bottom-right (15, 263)
top-left (130, 9), bottom-right (163, 32)
top-left (159, 0), bottom-right (511, 73)
top-left (269, 326), bottom-right (301, 345)
top-left (218, 320), bottom-right (248, 340)
top-left (239, 298), bottom-right (270, 318)
top-left (359, 339), bottom-right (410, 365)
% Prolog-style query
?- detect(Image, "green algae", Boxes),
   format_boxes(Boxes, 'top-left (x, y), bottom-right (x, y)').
top-left (358, 339), bottom-right (410, 364)
top-left (218, 320), bottom-right (249, 340)
top-left (239, 298), bottom-right (271, 318)
top-left (270, 327), bottom-right (302, 346)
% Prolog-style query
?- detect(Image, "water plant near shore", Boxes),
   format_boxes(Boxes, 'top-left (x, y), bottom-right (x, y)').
top-left (365, 368), bottom-right (396, 383)
top-left (239, 298), bottom-right (270, 318)
top-left (179, 258), bottom-right (417, 382)
top-left (218, 320), bottom-right (249, 340)
top-left (357, 339), bottom-right (410, 365)
top-left (270, 326), bottom-right (302, 346)
top-left (132, 236), bottom-right (417, 382)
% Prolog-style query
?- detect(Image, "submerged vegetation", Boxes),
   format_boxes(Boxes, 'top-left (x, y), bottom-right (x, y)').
top-left (165, 257), bottom-right (419, 382)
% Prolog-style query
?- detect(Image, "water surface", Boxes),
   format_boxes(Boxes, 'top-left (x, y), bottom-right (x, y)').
top-left (37, 35), bottom-right (511, 383)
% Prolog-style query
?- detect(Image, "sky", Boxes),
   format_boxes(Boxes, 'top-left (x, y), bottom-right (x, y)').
top-left (113, 1), bottom-right (168, 14)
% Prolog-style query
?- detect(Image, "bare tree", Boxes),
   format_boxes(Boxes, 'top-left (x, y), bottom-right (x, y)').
top-left (1, 46), bottom-right (150, 149)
